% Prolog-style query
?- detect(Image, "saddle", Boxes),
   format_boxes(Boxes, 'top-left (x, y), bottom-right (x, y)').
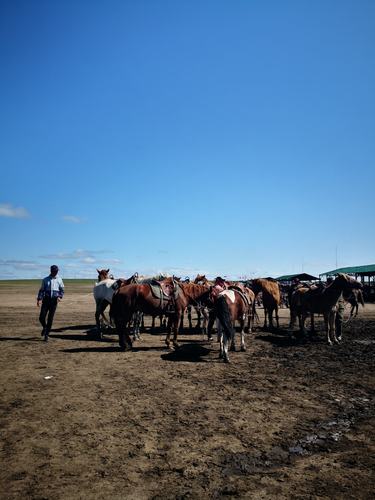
top-left (229, 285), bottom-right (251, 307)
top-left (149, 279), bottom-right (180, 312)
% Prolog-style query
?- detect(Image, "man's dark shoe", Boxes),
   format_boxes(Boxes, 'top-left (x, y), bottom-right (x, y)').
top-left (41, 328), bottom-right (46, 337)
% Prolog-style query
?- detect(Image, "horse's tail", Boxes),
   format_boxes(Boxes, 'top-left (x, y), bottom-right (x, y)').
top-left (358, 289), bottom-right (365, 307)
top-left (252, 299), bottom-right (260, 324)
top-left (215, 295), bottom-right (234, 343)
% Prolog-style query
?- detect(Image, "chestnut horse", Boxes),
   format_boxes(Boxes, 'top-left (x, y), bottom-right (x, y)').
top-left (110, 280), bottom-right (210, 351)
top-left (248, 278), bottom-right (281, 330)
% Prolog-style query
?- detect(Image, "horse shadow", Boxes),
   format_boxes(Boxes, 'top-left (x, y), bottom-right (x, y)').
top-left (255, 330), bottom-right (324, 347)
top-left (51, 324), bottom-right (97, 333)
top-left (61, 345), bottom-right (167, 354)
top-left (60, 346), bottom-right (121, 353)
top-left (0, 337), bottom-right (42, 343)
top-left (161, 343), bottom-right (211, 363)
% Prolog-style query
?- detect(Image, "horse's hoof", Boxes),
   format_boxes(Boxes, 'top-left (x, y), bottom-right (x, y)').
top-left (241, 346), bottom-right (246, 352)
top-left (218, 352), bottom-right (223, 359)
top-left (208, 336), bottom-right (213, 342)
top-left (119, 345), bottom-right (126, 352)
top-left (229, 345), bottom-right (236, 352)
top-left (223, 357), bottom-right (230, 364)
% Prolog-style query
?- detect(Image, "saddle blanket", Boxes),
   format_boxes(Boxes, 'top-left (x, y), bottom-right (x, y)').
top-left (218, 289), bottom-right (236, 303)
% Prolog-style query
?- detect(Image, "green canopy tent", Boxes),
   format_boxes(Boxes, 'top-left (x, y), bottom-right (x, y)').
top-left (276, 273), bottom-right (319, 282)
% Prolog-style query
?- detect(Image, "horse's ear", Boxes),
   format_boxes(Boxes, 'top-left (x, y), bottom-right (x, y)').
top-left (106, 269), bottom-right (110, 273)
top-left (96, 269), bottom-right (100, 274)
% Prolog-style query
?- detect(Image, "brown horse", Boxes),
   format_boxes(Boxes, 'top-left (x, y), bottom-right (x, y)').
top-left (110, 280), bottom-right (210, 350)
top-left (249, 279), bottom-right (281, 329)
top-left (290, 273), bottom-right (362, 345)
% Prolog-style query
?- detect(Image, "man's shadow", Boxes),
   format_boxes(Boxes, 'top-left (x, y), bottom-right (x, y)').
top-left (161, 342), bottom-right (211, 362)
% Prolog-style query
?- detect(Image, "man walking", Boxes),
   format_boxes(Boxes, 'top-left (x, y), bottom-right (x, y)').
top-left (37, 265), bottom-right (64, 341)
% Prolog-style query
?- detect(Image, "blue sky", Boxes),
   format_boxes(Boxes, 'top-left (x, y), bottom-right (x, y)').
top-left (1, 0), bottom-right (374, 280)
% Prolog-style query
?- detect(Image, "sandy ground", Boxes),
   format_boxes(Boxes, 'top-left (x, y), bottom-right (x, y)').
top-left (0, 281), bottom-right (374, 499)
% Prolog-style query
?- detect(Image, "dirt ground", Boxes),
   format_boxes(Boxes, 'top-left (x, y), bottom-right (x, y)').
top-left (0, 281), bottom-right (374, 500)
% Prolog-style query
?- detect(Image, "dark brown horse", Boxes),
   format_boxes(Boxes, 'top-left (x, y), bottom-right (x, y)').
top-left (290, 273), bottom-right (362, 345)
top-left (93, 270), bottom-right (138, 336)
top-left (186, 274), bottom-right (211, 332)
top-left (343, 288), bottom-right (365, 317)
top-left (110, 280), bottom-right (210, 350)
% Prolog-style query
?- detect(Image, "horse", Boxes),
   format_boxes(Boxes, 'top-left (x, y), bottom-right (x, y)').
top-left (343, 288), bottom-right (365, 317)
top-left (289, 273), bottom-right (362, 345)
top-left (93, 269), bottom-right (138, 337)
top-left (110, 280), bottom-right (210, 351)
top-left (248, 279), bottom-right (281, 330)
top-left (210, 288), bottom-right (252, 363)
top-left (186, 274), bottom-right (211, 333)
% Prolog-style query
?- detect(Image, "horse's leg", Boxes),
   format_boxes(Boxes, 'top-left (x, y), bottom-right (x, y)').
top-left (101, 304), bottom-right (110, 325)
top-left (275, 305), bottom-right (280, 329)
top-left (229, 318), bottom-right (236, 351)
top-left (96, 300), bottom-right (109, 339)
top-left (300, 312), bottom-right (308, 336)
top-left (215, 296), bottom-right (233, 363)
top-left (95, 301), bottom-right (101, 332)
top-left (207, 311), bottom-right (216, 341)
top-left (289, 306), bottom-right (296, 330)
top-left (222, 327), bottom-right (230, 363)
top-left (268, 307), bottom-right (274, 330)
top-left (196, 307), bottom-right (202, 330)
top-left (187, 305), bottom-right (193, 330)
top-left (217, 319), bottom-right (224, 359)
top-left (263, 306), bottom-right (267, 329)
top-left (115, 319), bottom-right (126, 350)
top-left (310, 314), bottom-right (316, 335)
top-left (202, 308), bottom-right (209, 338)
top-left (325, 313), bottom-right (332, 345)
top-left (132, 311), bottom-right (141, 341)
top-left (248, 306), bottom-right (253, 334)
top-left (165, 316), bottom-right (172, 349)
top-left (240, 317), bottom-right (246, 352)
top-left (172, 312), bottom-right (182, 349)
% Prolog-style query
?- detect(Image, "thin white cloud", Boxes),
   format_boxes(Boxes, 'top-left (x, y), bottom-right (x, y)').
top-left (40, 250), bottom-right (94, 260)
top-left (61, 215), bottom-right (85, 224)
top-left (0, 203), bottom-right (30, 219)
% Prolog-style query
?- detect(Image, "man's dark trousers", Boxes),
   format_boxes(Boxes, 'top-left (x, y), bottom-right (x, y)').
top-left (39, 296), bottom-right (58, 336)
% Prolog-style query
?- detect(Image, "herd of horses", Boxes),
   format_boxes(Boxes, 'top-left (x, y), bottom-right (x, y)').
top-left (93, 270), bottom-right (364, 363)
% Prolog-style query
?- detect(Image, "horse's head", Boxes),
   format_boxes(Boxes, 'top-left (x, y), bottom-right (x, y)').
top-left (97, 268), bottom-right (110, 281)
top-left (130, 272), bottom-right (139, 284)
top-left (336, 273), bottom-right (363, 291)
top-left (194, 274), bottom-right (208, 285)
